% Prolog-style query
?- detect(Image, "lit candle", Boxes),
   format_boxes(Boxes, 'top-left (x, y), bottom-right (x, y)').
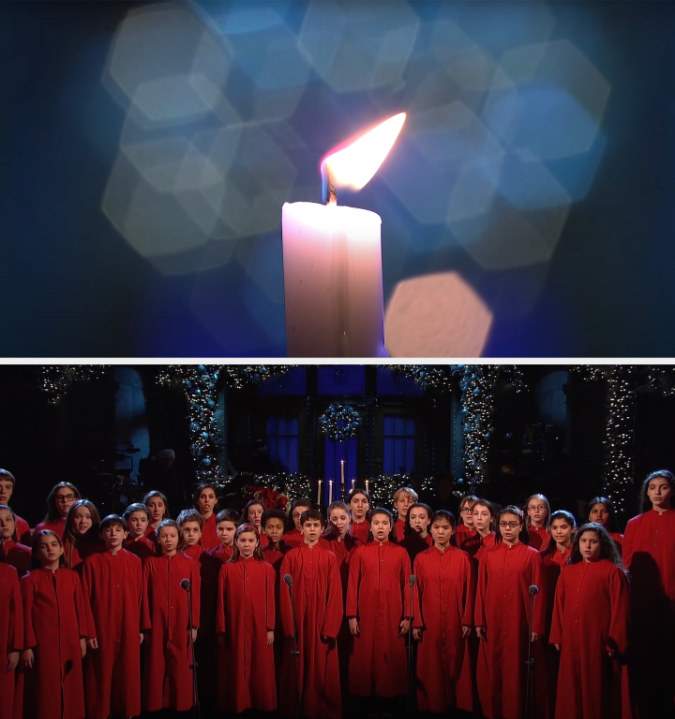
top-left (282, 113), bottom-right (406, 357)
top-left (317, 479), bottom-right (323, 506)
top-left (351, 478), bottom-right (356, 491)
top-left (328, 479), bottom-right (333, 505)
top-left (340, 460), bottom-right (345, 485)
top-left (365, 479), bottom-right (370, 494)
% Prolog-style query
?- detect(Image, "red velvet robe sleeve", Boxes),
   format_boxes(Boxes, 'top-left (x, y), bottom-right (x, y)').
top-left (199, 514), bottom-right (220, 552)
top-left (80, 550), bottom-right (143, 719)
top-left (346, 542), bottom-right (412, 699)
top-left (0, 565), bottom-right (22, 719)
top-left (278, 545), bottom-right (343, 719)
top-left (550, 561), bottom-right (630, 719)
top-left (215, 559), bottom-right (276, 714)
top-left (12, 514), bottom-right (31, 547)
top-left (411, 547), bottom-right (476, 714)
top-left (21, 568), bottom-right (90, 719)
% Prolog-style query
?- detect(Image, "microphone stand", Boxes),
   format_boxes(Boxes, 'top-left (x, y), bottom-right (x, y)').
top-left (523, 585), bottom-right (538, 719)
top-left (182, 578), bottom-right (201, 719)
top-left (284, 575), bottom-right (302, 719)
top-left (407, 575), bottom-right (417, 717)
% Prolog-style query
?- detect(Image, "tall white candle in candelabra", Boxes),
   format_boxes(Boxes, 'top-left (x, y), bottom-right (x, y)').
top-left (317, 479), bottom-right (323, 506)
top-left (282, 113), bottom-right (406, 357)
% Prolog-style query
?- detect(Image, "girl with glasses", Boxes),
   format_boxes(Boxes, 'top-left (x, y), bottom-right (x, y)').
top-left (475, 505), bottom-right (545, 719)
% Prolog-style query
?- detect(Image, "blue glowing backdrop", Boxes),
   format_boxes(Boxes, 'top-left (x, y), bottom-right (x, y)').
top-left (2, 1), bottom-right (675, 356)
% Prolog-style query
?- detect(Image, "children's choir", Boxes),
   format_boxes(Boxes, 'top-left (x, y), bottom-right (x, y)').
top-left (1, 469), bottom-right (674, 719)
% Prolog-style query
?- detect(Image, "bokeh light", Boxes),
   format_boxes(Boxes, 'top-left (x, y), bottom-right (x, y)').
top-left (385, 272), bottom-right (493, 358)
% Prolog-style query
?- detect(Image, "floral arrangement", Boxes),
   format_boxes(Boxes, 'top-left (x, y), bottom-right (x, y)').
top-left (242, 483), bottom-right (289, 511)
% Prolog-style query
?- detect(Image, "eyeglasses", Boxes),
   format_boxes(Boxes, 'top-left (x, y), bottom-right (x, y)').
top-left (461, 507), bottom-right (474, 513)
top-left (56, 494), bottom-right (77, 502)
top-left (499, 521), bottom-right (521, 529)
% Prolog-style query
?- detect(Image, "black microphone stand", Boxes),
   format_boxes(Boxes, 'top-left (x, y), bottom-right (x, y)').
top-left (182, 578), bottom-right (201, 719)
top-left (523, 584), bottom-right (538, 719)
top-left (284, 574), bottom-right (302, 719)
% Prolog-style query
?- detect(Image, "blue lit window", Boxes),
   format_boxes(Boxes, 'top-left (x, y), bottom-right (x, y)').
top-left (382, 415), bottom-right (415, 474)
top-left (266, 416), bottom-right (299, 473)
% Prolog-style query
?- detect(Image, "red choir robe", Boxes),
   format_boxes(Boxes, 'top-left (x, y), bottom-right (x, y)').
top-left (393, 517), bottom-right (406, 542)
top-left (63, 534), bottom-right (104, 570)
top-left (279, 543), bottom-right (343, 719)
top-left (199, 513), bottom-right (220, 551)
top-left (21, 566), bottom-right (93, 719)
top-left (323, 533), bottom-right (360, 694)
top-left (0, 539), bottom-right (31, 577)
top-left (282, 527), bottom-right (304, 548)
top-left (349, 519), bottom-right (370, 544)
top-left (216, 557), bottom-right (277, 714)
top-left (123, 535), bottom-right (156, 560)
top-left (263, 540), bottom-right (292, 577)
top-left (537, 547), bottom-right (572, 719)
top-left (528, 525), bottom-right (551, 551)
top-left (346, 540), bottom-right (412, 698)
top-left (400, 532), bottom-right (433, 564)
top-left (12, 513), bottom-right (31, 546)
top-left (609, 531), bottom-right (624, 547)
top-left (262, 540), bottom-right (293, 687)
top-left (549, 559), bottom-right (631, 719)
top-left (473, 531), bottom-right (496, 562)
top-left (184, 543), bottom-right (203, 561)
top-left (412, 545), bottom-right (475, 714)
top-left (622, 508), bottom-right (675, 717)
top-left (0, 564), bottom-right (22, 719)
top-left (142, 552), bottom-right (201, 713)
top-left (79, 549), bottom-right (143, 719)
top-left (196, 543), bottom-right (233, 714)
top-left (455, 524), bottom-right (478, 553)
top-left (34, 518), bottom-right (66, 539)
top-left (474, 541), bottom-right (546, 719)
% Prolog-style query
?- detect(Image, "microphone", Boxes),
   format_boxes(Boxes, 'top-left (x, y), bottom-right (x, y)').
top-left (409, 575), bottom-right (417, 587)
top-left (180, 578), bottom-right (191, 591)
top-left (529, 584), bottom-right (539, 595)
top-left (283, 573), bottom-right (293, 587)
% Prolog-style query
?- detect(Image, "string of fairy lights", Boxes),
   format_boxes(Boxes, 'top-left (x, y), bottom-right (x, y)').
top-left (38, 364), bottom-right (675, 513)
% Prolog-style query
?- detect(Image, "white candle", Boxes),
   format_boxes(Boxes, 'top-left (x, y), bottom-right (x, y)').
top-left (317, 479), bottom-right (323, 506)
top-left (282, 113), bottom-right (406, 357)
top-left (351, 478), bottom-right (356, 491)
top-left (340, 460), bottom-right (345, 485)
top-left (365, 479), bottom-right (370, 494)
top-left (328, 479), bottom-right (333, 505)
top-left (283, 203), bottom-right (385, 357)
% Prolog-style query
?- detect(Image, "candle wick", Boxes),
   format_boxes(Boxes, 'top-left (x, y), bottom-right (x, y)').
top-left (321, 163), bottom-right (337, 205)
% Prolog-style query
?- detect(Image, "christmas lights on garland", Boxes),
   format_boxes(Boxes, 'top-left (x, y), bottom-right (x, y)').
top-left (156, 365), bottom-right (291, 482)
top-left (40, 366), bottom-right (109, 405)
top-left (392, 365), bottom-right (525, 491)
top-left (646, 367), bottom-right (675, 397)
top-left (157, 365), bottom-right (223, 482)
top-left (390, 365), bottom-right (454, 392)
top-left (570, 366), bottom-right (635, 520)
top-left (221, 366), bottom-right (291, 389)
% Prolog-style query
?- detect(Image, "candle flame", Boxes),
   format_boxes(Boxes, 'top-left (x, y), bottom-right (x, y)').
top-left (321, 112), bottom-right (406, 195)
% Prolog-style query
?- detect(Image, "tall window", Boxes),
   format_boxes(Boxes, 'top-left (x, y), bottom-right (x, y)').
top-left (266, 416), bottom-right (299, 473)
top-left (382, 415), bottom-right (416, 474)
